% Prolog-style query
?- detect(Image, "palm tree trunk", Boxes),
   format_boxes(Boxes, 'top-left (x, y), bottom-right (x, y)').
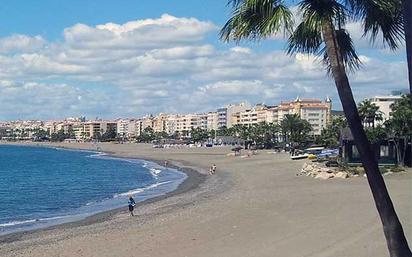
top-left (402, 0), bottom-right (412, 105)
top-left (322, 21), bottom-right (412, 257)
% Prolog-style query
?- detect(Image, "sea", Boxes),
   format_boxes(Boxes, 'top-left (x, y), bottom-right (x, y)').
top-left (0, 145), bottom-right (187, 235)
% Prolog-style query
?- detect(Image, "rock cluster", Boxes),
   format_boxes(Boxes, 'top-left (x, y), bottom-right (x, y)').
top-left (301, 163), bottom-right (350, 180)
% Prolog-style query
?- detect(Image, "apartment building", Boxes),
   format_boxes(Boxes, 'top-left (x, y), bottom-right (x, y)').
top-left (174, 114), bottom-right (203, 135)
top-left (278, 97), bottom-right (332, 135)
top-left (136, 115), bottom-right (154, 136)
top-left (232, 104), bottom-right (278, 126)
top-left (73, 121), bottom-right (117, 140)
top-left (152, 114), bottom-right (169, 134)
top-left (207, 112), bottom-right (219, 131)
top-left (217, 102), bottom-right (251, 129)
top-left (133, 112), bottom-right (216, 137)
top-left (117, 119), bottom-right (137, 138)
top-left (165, 114), bottom-right (178, 135)
top-left (369, 95), bottom-right (402, 123)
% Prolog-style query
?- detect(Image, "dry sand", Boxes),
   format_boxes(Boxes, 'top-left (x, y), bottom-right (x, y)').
top-left (0, 142), bottom-right (411, 257)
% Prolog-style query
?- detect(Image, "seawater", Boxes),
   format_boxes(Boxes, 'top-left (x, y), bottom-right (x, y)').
top-left (0, 145), bottom-right (187, 235)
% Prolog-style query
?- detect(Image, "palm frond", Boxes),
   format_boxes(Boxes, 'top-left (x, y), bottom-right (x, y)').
top-left (227, 0), bottom-right (244, 8)
top-left (323, 28), bottom-right (362, 73)
top-left (345, 0), bottom-right (404, 49)
top-left (286, 20), bottom-right (323, 55)
top-left (299, 0), bottom-right (347, 28)
top-left (220, 0), bottom-right (293, 42)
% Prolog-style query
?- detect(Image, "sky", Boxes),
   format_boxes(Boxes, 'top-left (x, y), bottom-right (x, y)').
top-left (0, 0), bottom-right (408, 120)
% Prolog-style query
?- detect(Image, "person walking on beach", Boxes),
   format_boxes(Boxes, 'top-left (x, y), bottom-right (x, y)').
top-left (128, 195), bottom-right (136, 216)
top-left (212, 164), bottom-right (217, 174)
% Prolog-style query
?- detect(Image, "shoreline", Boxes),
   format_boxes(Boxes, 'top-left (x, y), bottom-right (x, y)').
top-left (1, 142), bottom-right (410, 257)
top-left (0, 142), bottom-right (210, 244)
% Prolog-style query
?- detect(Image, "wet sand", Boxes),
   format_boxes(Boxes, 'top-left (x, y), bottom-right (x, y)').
top-left (0, 142), bottom-right (411, 257)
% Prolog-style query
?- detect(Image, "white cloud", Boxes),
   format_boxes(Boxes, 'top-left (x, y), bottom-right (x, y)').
top-left (0, 14), bottom-right (408, 119)
top-left (63, 14), bottom-right (217, 50)
top-left (0, 35), bottom-right (46, 53)
top-left (0, 80), bottom-right (113, 120)
top-left (230, 47), bottom-right (252, 54)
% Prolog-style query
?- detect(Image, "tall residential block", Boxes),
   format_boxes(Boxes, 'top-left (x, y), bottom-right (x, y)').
top-left (278, 97), bottom-right (332, 135)
top-left (217, 102), bottom-right (251, 129)
top-left (369, 95), bottom-right (402, 124)
top-left (231, 104), bottom-right (278, 126)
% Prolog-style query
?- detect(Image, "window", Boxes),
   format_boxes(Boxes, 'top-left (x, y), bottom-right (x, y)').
top-left (380, 145), bottom-right (389, 157)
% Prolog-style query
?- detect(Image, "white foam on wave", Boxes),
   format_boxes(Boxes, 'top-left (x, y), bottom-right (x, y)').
top-left (85, 201), bottom-right (96, 206)
top-left (149, 168), bottom-right (162, 178)
top-left (0, 219), bottom-right (37, 228)
top-left (0, 215), bottom-right (69, 228)
top-left (114, 181), bottom-right (172, 198)
top-left (87, 152), bottom-right (107, 158)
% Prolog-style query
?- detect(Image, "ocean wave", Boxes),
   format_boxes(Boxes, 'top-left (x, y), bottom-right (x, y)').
top-left (0, 215), bottom-right (69, 228)
top-left (113, 181), bottom-right (172, 198)
top-left (0, 219), bottom-right (37, 228)
top-left (149, 168), bottom-right (162, 178)
top-left (54, 147), bottom-right (99, 154)
top-left (87, 152), bottom-right (106, 158)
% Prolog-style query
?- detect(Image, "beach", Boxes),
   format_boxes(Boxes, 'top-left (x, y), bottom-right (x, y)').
top-left (0, 142), bottom-right (411, 257)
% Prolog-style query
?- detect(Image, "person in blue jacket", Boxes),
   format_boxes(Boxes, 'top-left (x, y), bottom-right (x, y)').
top-left (128, 195), bottom-right (136, 216)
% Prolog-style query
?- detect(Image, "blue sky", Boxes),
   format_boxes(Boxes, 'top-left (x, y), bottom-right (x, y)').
top-left (0, 0), bottom-right (408, 120)
top-left (0, 1), bottom-right (226, 39)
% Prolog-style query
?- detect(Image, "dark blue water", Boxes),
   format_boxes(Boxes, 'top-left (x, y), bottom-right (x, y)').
top-left (0, 145), bottom-right (186, 235)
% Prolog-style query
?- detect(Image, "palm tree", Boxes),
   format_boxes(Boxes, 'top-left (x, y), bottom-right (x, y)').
top-left (280, 114), bottom-right (312, 146)
top-left (263, 122), bottom-right (281, 148)
top-left (231, 124), bottom-right (252, 147)
top-left (221, 1), bottom-right (411, 256)
top-left (358, 99), bottom-right (383, 127)
top-left (217, 126), bottom-right (231, 136)
top-left (280, 114), bottom-right (295, 144)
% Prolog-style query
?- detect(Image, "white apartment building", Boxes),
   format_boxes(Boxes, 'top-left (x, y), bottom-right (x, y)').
top-left (232, 104), bottom-right (278, 126)
top-left (117, 119), bottom-right (137, 138)
top-left (134, 113), bottom-right (217, 137)
top-left (135, 115), bottom-right (154, 136)
top-left (44, 119), bottom-right (82, 136)
top-left (217, 102), bottom-right (251, 129)
top-left (369, 95), bottom-right (402, 123)
top-left (152, 114), bottom-right (170, 134)
top-left (207, 112), bottom-right (219, 131)
top-left (165, 114), bottom-right (178, 135)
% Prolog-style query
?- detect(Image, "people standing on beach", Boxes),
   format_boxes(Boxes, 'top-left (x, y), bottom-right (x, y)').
top-left (209, 166), bottom-right (214, 175)
top-left (212, 164), bottom-right (217, 174)
top-left (164, 160), bottom-right (169, 168)
top-left (128, 195), bottom-right (136, 216)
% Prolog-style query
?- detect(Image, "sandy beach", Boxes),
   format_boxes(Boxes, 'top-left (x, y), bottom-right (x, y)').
top-left (0, 142), bottom-right (411, 257)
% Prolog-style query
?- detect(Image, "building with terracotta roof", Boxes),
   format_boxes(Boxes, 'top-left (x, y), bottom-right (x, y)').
top-left (278, 97), bottom-right (332, 135)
